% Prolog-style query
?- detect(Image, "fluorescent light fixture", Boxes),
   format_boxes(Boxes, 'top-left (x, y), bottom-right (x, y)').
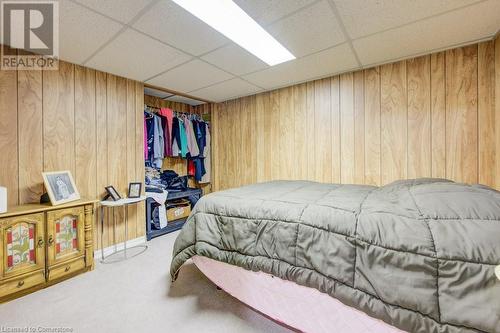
top-left (171, 0), bottom-right (296, 66)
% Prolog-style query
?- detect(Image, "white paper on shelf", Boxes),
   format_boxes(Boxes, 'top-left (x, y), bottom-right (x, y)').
top-left (0, 186), bottom-right (6, 213)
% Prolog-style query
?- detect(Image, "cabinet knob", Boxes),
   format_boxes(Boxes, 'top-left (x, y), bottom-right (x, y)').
top-left (17, 280), bottom-right (25, 288)
top-left (48, 236), bottom-right (54, 246)
top-left (65, 266), bottom-right (71, 272)
top-left (37, 237), bottom-right (44, 248)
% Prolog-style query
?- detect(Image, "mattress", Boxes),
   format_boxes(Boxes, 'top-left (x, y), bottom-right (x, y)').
top-left (193, 255), bottom-right (405, 333)
top-left (171, 179), bottom-right (500, 332)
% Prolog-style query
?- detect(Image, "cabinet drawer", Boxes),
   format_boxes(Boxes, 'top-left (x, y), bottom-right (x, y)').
top-left (48, 257), bottom-right (85, 281)
top-left (0, 270), bottom-right (45, 298)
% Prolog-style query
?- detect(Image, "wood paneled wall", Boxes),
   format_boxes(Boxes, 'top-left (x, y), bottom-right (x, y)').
top-left (212, 40), bottom-right (500, 191)
top-left (497, 35), bottom-right (500, 189)
top-left (0, 47), bottom-right (145, 249)
top-left (144, 94), bottom-right (193, 113)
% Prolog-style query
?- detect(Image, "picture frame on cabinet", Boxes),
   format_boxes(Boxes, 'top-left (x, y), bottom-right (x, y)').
top-left (42, 171), bottom-right (80, 206)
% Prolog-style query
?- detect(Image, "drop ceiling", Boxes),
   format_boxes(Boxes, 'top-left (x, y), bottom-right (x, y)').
top-left (34, 0), bottom-right (500, 101)
top-left (144, 87), bottom-right (205, 106)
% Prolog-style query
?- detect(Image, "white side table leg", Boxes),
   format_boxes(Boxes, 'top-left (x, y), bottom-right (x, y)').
top-left (124, 205), bottom-right (128, 258)
top-left (101, 206), bottom-right (105, 261)
top-left (99, 196), bottom-right (148, 263)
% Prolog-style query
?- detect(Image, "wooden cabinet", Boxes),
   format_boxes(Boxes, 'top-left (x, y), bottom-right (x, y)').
top-left (0, 200), bottom-right (97, 302)
top-left (46, 207), bottom-right (85, 266)
top-left (0, 271), bottom-right (46, 298)
top-left (47, 257), bottom-right (86, 282)
top-left (1, 213), bottom-right (45, 280)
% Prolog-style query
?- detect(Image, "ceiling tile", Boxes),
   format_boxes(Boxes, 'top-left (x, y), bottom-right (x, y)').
top-left (267, 0), bottom-right (345, 57)
top-left (164, 95), bottom-right (205, 106)
top-left (201, 44), bottom-right (268, 76)
top-left (72, 0), bottom-right (154, 24)
top-left (59, 1), bottom-right (123, 64)
top-left (353, 0), bottom-right (500, 66)
top-left (335, 0), bottom-right (481, 39)
top-left (144, 87), bottom-right (171, 99)
top-left (234, 0), bottom-right (317, 25)
top-left (190, 78), bottom-right (263, 102)
top-left (147, 59), bottom-right (234, 93)
top-left (86, 29), bottom-right (191, 81)
top-left (243, 43), bottom-right (358, 90)
top-left (133, 1), bottom-right (229, 56)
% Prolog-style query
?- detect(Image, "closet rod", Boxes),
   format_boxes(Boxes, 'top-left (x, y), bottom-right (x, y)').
top-left (144, 104), bottom-right (205, 118)
top-left (144, 83), bottom-right (214, 104)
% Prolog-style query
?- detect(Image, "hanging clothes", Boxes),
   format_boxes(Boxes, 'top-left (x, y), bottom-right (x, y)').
top-left (171, 116), bottom-right (180, 157)
top-left (178, 117), bottom-right (188, 158)
top-left (187, 119), bottom-right (207, 182)
top-left (184, 115), bottom-right (200, 157)
top-left (159, 115), bottom-right (169, 158)
top-left (192, 119), bottom-right (203, 155)
top-left (144, 115), bottom-right (149, 160)
top-left (193, 157), bottom-right (206, 181)
top-left (200, 123), bottom-right (211, 183)
top-left (159, 108), bottom-right (174, 156)
top-left (143, 106), bottom-right (211, 185)
top-left (152, 114), bottom-right (164, 168)
top-left (145, 112), bottom-right (155, 162)
top-left (188, 159), bottom-right (195, 176)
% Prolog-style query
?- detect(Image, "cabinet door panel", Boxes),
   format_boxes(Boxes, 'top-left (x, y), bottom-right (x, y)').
top-left (47, 207), bottom-right (85, 266)
top-left (1, 213), bottom-right (45, 279)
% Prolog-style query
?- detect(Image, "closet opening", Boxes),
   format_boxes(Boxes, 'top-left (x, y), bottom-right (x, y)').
top-left (143, 86), bottom-right (211, 241)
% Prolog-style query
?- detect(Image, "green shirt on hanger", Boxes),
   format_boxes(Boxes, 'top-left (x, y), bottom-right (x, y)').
top-left (178, 118), bottom-right (188, 158)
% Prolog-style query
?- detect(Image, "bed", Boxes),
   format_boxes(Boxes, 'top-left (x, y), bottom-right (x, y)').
top-left (171, 179), bottom-right (500, 333)
top-left (192, 255), bottom-right (405, 332)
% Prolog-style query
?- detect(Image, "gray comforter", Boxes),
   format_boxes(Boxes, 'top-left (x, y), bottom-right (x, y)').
top-left (171, 179), bottom-right (500, 333)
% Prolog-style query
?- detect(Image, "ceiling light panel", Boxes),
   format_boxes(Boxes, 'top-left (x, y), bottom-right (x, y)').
top-left (171, 0), bottom-right (296, 66)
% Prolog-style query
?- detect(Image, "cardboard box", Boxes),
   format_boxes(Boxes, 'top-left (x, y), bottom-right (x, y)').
top-left (166, 199), bottom-right (191, 222)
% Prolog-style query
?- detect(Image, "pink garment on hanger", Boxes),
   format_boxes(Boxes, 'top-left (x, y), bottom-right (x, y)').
top-left (159, 108), bottom-right (174, 156)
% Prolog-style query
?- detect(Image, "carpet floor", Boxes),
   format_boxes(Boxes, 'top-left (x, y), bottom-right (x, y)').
top-left (0, 231), bottom-right (291, 333)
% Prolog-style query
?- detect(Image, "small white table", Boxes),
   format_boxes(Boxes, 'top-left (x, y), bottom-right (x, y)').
top-left (100, 196), bottom-right (147, 263)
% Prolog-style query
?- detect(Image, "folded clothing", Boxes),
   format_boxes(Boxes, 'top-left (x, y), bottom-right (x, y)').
top-left (145, 186), bottom-right (164, 193)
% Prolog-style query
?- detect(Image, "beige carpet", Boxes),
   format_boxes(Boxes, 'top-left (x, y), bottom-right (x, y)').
top-left (0, 231), bottom-right (291, 333)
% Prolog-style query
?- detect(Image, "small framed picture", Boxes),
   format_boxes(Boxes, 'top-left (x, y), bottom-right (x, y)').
top-left (42, 171), bottom-right (80, 206)
top-left (105, 186), bottom-right (122, 201)
top-left (128, 182), bottom-right (142, 198)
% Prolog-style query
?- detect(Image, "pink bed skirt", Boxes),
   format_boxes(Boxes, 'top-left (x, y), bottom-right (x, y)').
top-left (192, 255), bottom-right (405, 333)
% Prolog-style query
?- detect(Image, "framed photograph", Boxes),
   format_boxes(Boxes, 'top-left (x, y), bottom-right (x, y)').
top-left (42, 171), bottom-right (80, 206)
top-left (128, 182), bottom-right (142, 198)
top-left (105, 186), bottom-right (122, 201)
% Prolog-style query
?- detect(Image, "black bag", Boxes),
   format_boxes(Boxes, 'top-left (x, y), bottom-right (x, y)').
top-left (166, 175), bottom-right (188, 191)
top-left (159, 169), bottom-right (188, 191)
top-left (161, 170), bottom-right (179, 183)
